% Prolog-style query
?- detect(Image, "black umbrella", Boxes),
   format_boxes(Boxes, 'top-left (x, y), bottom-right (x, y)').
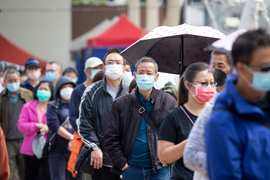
top-left (121, 24), bottom-right (225, 74)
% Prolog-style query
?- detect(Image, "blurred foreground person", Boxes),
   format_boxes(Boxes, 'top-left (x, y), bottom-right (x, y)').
top-left (63, 67), bottom-right (78, 84)
top-left (0, 126), bottom-right (10, 180)
top-left (206, 29), bottom-right (270, 179)
top-left (67, 57), bottom-right (103, 179)
top-left (21, 58), bottom-right (41, 93)
top-left (18, 80), bottom-right (54, 180)
top-left (46, 76), bottom-right (76, 180)
top-left (0, 69), bottom-right (33, 180)
top-left (78, 48), bottom-right (128, 180)
top-left (45, 62), bottom-right (62, 86)
top-left (183, 52), bottom-right (234, 180)
top-left (0, 67), bottom-right (4, 93)
top-left (158, 62), bottom-right (215, 180)
top-left (104, 57), bottom-right (176, 180)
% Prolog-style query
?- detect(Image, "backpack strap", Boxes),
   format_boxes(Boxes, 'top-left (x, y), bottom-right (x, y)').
top-left (130, 92), bottom-right (159, 134)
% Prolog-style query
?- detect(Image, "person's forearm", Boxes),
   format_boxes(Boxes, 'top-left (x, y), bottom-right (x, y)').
top-left (160, 140), bottom-right (188, 164)
top-left (57, 126), bottom-right (73, 140)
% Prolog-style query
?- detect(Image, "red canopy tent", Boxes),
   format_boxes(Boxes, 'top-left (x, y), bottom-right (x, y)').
top-left (87, 14), bottom-right (147, 48)
top-left (0, 33), bottom-right (47, 73)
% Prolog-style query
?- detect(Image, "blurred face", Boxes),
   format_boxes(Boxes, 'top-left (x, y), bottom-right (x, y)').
top-left (26, 66), bottom-right (41, 80)
top-left (0, 71), bottom-right (4, 84)
top-left (46, 63), bottom-right (61, 79)
top-left (5, 73), bottom-right (20, 85)
top-left (213, 54), bottom-right (230, 75)
top-left (85, 64), bottom-right (103, 77)
top-left (38, 82), bottom-right (51, 92)
top-left (236, 47), bottom-right (270, 99)
top-left (125, 65), bottom-right (131, 72)
top-left (59, 83), bottom-right (73, 91)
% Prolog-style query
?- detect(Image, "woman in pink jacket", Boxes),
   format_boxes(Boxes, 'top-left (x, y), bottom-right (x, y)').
top-left (18, 80), bottom-right (54, 180)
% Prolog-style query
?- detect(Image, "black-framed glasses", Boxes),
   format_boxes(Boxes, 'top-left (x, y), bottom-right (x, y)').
top-left (249, 63), bottom-right (270, 72)
top-left (192, 81), bottom-right (217, 87)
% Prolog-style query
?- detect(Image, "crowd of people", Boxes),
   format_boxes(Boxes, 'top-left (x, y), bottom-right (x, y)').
top-left (0, 28), bottom-right (270, 180)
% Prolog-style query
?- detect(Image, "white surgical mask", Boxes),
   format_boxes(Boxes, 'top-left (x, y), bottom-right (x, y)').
top-left (105, 64), bottom-right (123, 80)
top-left (60, 87), bottom-right (73, 100)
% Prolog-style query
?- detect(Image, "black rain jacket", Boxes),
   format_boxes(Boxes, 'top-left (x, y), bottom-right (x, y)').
top-left (104, 88), bottom-right (176, 175)
top-left (78, 77), bottom-right (128, 167)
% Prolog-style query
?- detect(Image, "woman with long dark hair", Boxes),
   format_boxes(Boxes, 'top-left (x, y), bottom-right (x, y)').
top-left (158, 62), bottom-right (216, 180)
top-left (18, 80), bottom-right (54, 180)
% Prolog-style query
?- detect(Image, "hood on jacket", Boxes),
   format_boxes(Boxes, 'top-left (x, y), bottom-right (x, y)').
top-left (160, 81), bottom-right (177, 100)
top-left (54, 76), bottom-right (76, 99)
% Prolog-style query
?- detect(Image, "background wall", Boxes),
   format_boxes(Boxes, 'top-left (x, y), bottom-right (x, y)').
top-left (0, 0), bottom-right (72, 69)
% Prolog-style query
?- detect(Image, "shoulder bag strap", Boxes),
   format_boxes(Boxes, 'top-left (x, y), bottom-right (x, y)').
top-left (130, 92), bottom-right (159, 134)
top-left (214, 107), bottom-right (270, 130)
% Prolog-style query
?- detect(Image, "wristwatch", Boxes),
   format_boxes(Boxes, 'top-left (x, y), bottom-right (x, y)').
top-left (70, 135), bottom-right (74, 140)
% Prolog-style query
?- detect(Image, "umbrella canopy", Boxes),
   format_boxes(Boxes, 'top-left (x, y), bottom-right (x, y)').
top-left (121, 23), bottom-right (225, 74)
top-left (205, 29), bottom-right (247, 54)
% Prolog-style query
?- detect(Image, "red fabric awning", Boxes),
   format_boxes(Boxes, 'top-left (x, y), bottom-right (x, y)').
top-left (87, 14), bottom-right (147, 48)
top-left (0, 33), bottom-right (47, 73)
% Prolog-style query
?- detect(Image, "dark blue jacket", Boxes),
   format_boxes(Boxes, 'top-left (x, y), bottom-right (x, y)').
top-left (205, 72), bottom-right (270, 180)
top-left (46, 76), bottom-right (76, 154)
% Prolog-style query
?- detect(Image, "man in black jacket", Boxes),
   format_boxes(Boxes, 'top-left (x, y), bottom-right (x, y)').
top-left (104, 57), bottom-right (176, 179)
top-left (78, 48), bottom-right (128, 180)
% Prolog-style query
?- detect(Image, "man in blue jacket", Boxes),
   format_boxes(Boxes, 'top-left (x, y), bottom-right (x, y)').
top-left (205, 29), bottom-right (270, 179)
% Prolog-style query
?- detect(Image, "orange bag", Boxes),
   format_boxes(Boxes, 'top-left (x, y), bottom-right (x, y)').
top-left (67, 131), bottom-right (83, 177)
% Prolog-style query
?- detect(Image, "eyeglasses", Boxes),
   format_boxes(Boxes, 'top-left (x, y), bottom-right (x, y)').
top-left (249, 63), bottom-right (270, 72)
top-left (191, 81), bottom-right (217, 87)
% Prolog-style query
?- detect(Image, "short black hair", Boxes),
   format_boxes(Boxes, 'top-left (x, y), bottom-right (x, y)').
top-left (34, 80), bottom-right (54, 101)
top-left (213, 51), bottom-right (233, 73)
top-left (103, 48), bottom-right (124, 65)
top-left (232, 29), bottom-right (270, 66)
top-left (62, 67), bottom-right (78, 76)
top-left (47, 61), bottom-right (62, 70)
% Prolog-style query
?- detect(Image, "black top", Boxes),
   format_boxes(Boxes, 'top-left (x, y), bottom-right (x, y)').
top-left (69, 83), bottom-right (86, 131)
top-left (158, 105), bottom-right (197, 180)
top-left (20, 80), bottom-right (36, 93)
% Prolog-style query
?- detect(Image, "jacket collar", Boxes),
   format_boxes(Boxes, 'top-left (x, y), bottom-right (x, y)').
top-left (2, 87), bottom-right (26, 99)
top-left (224, 72), bottom-right (267, 116)
top-left (135, 87), bottom-right (161, 111)
top-left (102, 77), bottom-right (126, 97)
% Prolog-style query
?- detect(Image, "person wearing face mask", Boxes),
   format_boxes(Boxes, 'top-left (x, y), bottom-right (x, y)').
top-left (21, 58), bottom-right (42, 93)
top-left (158, 62), bottom-right (215, 180)
top-left (63, 67), bottom-right (78, 84)
top-left (0, 69), bottom-right (33, 180)
top-left (67, 57), bottom-right (103, 179)
top-left (78, 48), bottom-right (128, 180)
top-left (45, 61), bottom-right (62, 87)
top-left (17, 80), bottom-right (54, 180)
top-left (103, 56), bottom-right (176, 180)
top-left (46, 76), bottom-right (76, 180)
top-left (122, 60), bottom-right (133, 85)
top-left (205, 29), bottom-right (270, 179)
top-left (183, 54), bottom-right (234, 180)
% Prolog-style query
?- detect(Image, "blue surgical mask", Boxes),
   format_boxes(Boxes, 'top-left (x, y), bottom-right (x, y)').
top-left (136, 75), bottom-right (155, 91)
top-left (45, 72), bottom-right (57, 82)
top-left (6, 83), bottom-right (20, 92)
top-left (88, 69), bottom-right (102, 79)
top-left (122, 71), bottom-right (133, 85)
top-left (244, 65), bottom-right (270, 92)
